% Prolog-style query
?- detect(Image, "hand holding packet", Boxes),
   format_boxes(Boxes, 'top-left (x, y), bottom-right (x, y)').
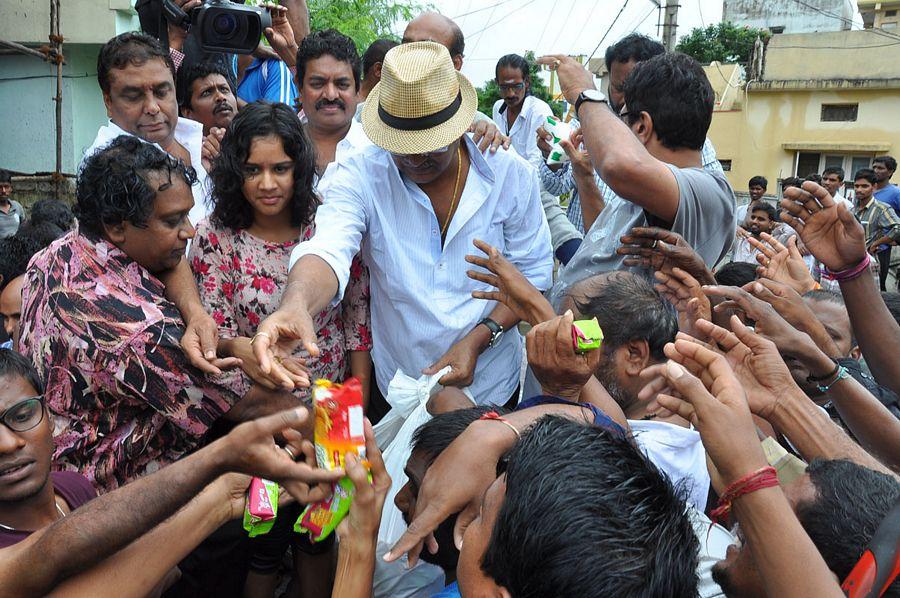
top-left (572, 318), bottom-right (604, 353)
top-left (296, 379), bottom-right (369, 541)
top-left (544, 116), bottom-right (573, 165)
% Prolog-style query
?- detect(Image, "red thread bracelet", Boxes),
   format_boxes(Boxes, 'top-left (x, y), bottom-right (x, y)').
top-left (827, 254), bottom-right (872, 282)
top-left (480, 411), bottom-right (521, 439)
top-left (710, 466), bottom-right (779, 524)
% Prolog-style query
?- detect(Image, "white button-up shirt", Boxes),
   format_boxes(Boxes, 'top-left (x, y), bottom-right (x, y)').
top-left (81, 118), bottom-right (210, 228)
top-left (492, 95), bottom-right (553, 169)
top-left (313, 119), bottom-right (372, 193)
top-left (290, 135), bottom-right (553, 404)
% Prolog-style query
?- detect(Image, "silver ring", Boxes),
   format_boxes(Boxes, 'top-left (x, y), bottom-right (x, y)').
top-left (651, 239), bottom-right (659, 249)
top-left (282, 445), bottom-right (296, 460)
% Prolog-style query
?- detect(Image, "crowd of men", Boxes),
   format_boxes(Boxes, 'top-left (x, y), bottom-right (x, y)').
top-left (0, 1), bottom-right (898, 597)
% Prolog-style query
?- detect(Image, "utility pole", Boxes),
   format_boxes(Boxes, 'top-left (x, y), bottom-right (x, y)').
top-left (661, 0), bottom-right (680, 51)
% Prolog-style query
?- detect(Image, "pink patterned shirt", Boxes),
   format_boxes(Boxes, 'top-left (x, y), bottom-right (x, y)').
top-left (19, 231), bottom-right (250, 492)
top-left (188, 219), bottom-right (371, 402)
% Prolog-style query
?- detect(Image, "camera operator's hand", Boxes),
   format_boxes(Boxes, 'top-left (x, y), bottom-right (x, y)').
top-left (262, 3), bottom-right (299, 68)
top-left (166, 0), bottom-right (201, 52)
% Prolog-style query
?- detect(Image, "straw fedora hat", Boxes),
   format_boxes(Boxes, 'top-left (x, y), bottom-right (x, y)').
top-left (362, 41), bottom-right (477, 155)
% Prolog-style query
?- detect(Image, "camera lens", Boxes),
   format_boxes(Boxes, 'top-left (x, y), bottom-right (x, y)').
top-left (212, 13), bottom-right (238, 36)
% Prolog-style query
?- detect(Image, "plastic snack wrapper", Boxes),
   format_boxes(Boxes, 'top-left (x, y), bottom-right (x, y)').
top-left (296, 378), bottom-right (367, 542)
top-left (544, 115), bottom-right (573, 165)
top-left (243, 477), bottom-right (279, 537)
top-left (572, 318), bottom-right (604, 353)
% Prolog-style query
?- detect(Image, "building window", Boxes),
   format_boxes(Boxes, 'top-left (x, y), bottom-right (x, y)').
top-left (821, 103), bottom-right (858, 122)
top-left (795, 152), bottom-right (877, 180)
top-left (796, 153), bottom-right (821, 178)
top-left (719, 159), bottom-right (732, 171)
top-left (770, 25), bottom-right (785, 33)
top-left (886, 9), bottom-right (897, 16)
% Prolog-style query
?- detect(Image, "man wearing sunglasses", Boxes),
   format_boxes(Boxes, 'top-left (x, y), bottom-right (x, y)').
top-left (491, 54), bottom-right (553, 170)
top-left (0, 349), bottom-right (96, 549)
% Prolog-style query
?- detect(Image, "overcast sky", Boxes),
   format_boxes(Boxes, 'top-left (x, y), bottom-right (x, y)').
top-left (397, 0), bottom-right (726, 88)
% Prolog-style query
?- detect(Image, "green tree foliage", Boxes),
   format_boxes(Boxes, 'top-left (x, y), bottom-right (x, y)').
top-left (475, 51), bottom-right (564, 117)
top-left (675, 21), bottom-right (769, 65)
top-left (307, 0), bottom-right (424, 52)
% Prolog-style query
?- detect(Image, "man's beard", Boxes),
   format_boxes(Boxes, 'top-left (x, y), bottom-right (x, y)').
top-left (594, 360), bottom-right (635, 412)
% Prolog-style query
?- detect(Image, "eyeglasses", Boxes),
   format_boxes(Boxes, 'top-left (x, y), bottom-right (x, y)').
top-left (0, 397), bottom-right (45, 433)
top-left (498, 82), bottom-right (525, 92)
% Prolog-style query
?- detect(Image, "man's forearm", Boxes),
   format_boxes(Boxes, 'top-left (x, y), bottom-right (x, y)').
top-left (281, 255), bottom-right (341, 318)
top-left (2, 436), bottom-right (229, 596)
top-left (826, 376), bottom-right (900, 470)
top-left (49, 481), bottom-right (232, 598)
top-left (575, 171), bottom-right (604, 231)
top-left (280, 0), bottom-right (309, 43)
top-left (770, 389), bottom-right (896, 477)
top-left (332, 538), bottom-right (376, 598)
top-left (225, 385), bottom-right (305, 426)
top-left (732, 487), bottom-right (843, 598)
top-left (160, 259), bottom-right (206, 321)
top-left (839, 268), bottom-right (900, 396)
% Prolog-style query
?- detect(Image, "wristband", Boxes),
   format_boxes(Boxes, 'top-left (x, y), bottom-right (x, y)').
top-left (817, 365), bottom-right (849, 394)
top-left (710, 466), bottom-right (779, 524)
top-left (826, 254), bottom-right (871, 282)
top-left (480, 411), bottom-right (520, 440)
top-left (806, 360), bottom-right (839, 383)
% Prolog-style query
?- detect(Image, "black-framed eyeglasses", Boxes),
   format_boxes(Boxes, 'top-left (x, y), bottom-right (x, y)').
top-left (0, 397), bottom-right (45, 433)
top-left (498, 82), bottom-right (525, 92)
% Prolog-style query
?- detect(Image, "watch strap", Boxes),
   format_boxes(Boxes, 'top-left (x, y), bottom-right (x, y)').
top-left (479, 318), bottom-right (503, 347)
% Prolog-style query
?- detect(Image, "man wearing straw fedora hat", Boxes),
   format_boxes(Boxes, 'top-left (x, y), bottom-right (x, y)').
top-left (252, 41), bottom-right (552, 407)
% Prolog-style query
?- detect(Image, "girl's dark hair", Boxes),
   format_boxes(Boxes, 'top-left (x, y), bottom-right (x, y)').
top-left (209, 101), bottom-right (318, 230)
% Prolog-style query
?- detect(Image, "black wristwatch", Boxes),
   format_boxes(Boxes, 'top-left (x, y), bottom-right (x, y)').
top-left (574, 88), bottom-right (608, 118)
top-left (479, 318), bottom-right (504, 348)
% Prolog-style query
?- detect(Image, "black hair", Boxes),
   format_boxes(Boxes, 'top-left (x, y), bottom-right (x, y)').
top-left (295, 29), bottom-right (361, 91)
top-left (803, 289), bottom-right (845, 307)
top-left (796, 459), bottom-right (900, 585)
top-left (573, 271), bottom-right (677, 360)
top-left (362, 39), bottom-right (399, 76)
top-left (448, 19), bottom-right (465, 58)
top-left (748, 175), bottom-right (768, 189)
top-left (176, 61), bottom-right (236, 110)
top-left (881, 292), bottom-right (900, 328)
top-left (0, 235), bottom-right (43, 291)
top-left (805, 173), bottom-right (823, 185)
top-left (495, 54), bottom-right (530, 83)
top-left (75, 135), bottom-right (197, 238)
top-left (0, 169), bottom-right (11, 184)
top-left (715, 261), bottom-right (758, 287)
top-left (0, 348), bottom-right (44, 395)
top-left (28, 199), bottom-right (74, 232)
top-left (823, 166), bottom-right (845, 180)
top-left (209, 101), bottom-right (317, 231)
top-left (481, 416), bottom-right (699, 597)
top-left (781, 176), bottom-right (802, 190)
top-left (855, 168), bottom-right (878, 185)
top-left (750, 201), bottom-right (777, 221)
top-left (14, 220), bottom-right (65, 250)
top-left (622, 52), bottom-right (713, 151)
top-left (97, 32), bottom-right (174, 94)
top-left (411, 405), bottom-right (501, 467)
top-left (873, 155), bottom-right (898, 172)
top-left (605, 33), bottom-right (665, 71)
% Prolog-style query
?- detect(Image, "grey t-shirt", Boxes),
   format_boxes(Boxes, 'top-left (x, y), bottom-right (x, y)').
top-left (0, 200), bottom-right (25, 239)
top-left (548, 164), bottom-right (736, 306)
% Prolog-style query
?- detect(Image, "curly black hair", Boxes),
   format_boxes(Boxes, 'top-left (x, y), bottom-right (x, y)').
top-left (209, 101), bottom-right (318, 230)
top-left (97, 32), bottom-right (173, 94)
top-left (295, 29), bottom-right (361, 91)
top-left (75, 135), bottom-right (197, 238)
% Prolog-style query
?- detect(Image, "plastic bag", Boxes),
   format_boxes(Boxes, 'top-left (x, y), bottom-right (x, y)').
top-left (544, 115), bottom-right (572, 165)
top-left (374, 367), bottom-right (473, 545)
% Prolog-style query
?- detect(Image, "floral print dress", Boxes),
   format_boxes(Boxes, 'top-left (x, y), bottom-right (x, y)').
top-left (189, 218), bottom-right (371, 402)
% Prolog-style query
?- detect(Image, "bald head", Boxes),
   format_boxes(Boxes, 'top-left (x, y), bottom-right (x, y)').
top-left (403, 12), bottom-right (465, 70)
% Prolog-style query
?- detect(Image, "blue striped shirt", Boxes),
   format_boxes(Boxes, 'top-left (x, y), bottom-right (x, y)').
top-left (233, 57), bottom-right (297, 105)
top-left (290, 135), bottom-right (553, 404)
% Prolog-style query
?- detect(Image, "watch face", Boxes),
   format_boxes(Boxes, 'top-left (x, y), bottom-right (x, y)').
top-left (584, 89), bottom-right (606, 102)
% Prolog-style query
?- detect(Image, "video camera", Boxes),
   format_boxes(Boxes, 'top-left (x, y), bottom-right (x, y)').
top-left (162, 0), bottom-right (271, 55)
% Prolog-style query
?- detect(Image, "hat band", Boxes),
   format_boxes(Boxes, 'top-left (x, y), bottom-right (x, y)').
top-left (378, 91), bottom-right (462, 132)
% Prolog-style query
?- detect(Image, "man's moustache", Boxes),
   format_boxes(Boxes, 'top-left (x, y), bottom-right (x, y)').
top-left (315, 99), bottom-right (345, 111)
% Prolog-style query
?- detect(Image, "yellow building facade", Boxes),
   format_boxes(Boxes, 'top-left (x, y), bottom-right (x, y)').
top-left (706, 30), bottom-right (900, 197)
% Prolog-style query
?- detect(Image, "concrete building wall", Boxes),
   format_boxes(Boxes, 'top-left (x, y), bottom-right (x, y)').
top-left (723, 0), bottom-right (857, 33)
top-left (763, 30), bottom-right (900, 81)
top-left (0, 0), bottom-right (136, 45)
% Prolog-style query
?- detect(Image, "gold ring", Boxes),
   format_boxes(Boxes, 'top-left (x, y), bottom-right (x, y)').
top-left (282, 445), bottom-right (296, 460)
top-left (250, 332), bottom-right (271, 345)
top-left (554, 59), bottom-right (561, 68)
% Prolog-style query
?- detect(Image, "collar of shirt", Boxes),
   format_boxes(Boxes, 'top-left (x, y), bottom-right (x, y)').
top-left (856, 197), bottom-right (875, 213)
top-left (315, 119), bottom-right (373, 191)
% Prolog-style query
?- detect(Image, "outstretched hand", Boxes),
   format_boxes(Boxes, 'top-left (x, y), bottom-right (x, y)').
top-left (781, 181), bottom-right (867, 272)
top-left (617, 227), bottom-right (716, 285)
top-left (750, 233), bottom-right (816, 294)
top-left (654, 267), bottom-right (711, 339)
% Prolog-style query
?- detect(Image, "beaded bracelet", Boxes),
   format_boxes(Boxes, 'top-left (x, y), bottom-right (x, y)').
top-left (817, 365), bottom-right (850, 394)
top-left (710, 466), bottom-right (779, 524)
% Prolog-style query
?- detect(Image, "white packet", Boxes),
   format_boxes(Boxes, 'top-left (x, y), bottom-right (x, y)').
top-left (544, 115), bottom-right (572, 165)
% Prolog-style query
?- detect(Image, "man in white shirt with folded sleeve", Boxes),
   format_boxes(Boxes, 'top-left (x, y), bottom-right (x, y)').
top-left (252, 42), bottom-right (552, 407)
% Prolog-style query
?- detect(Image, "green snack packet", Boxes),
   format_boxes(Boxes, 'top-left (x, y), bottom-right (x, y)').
top-left (295, 475), bottom-right (361, 541)
top-left (243, 477), bottom-right (279, 538)
top-left (572, 318), bottom-right (604, 353)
